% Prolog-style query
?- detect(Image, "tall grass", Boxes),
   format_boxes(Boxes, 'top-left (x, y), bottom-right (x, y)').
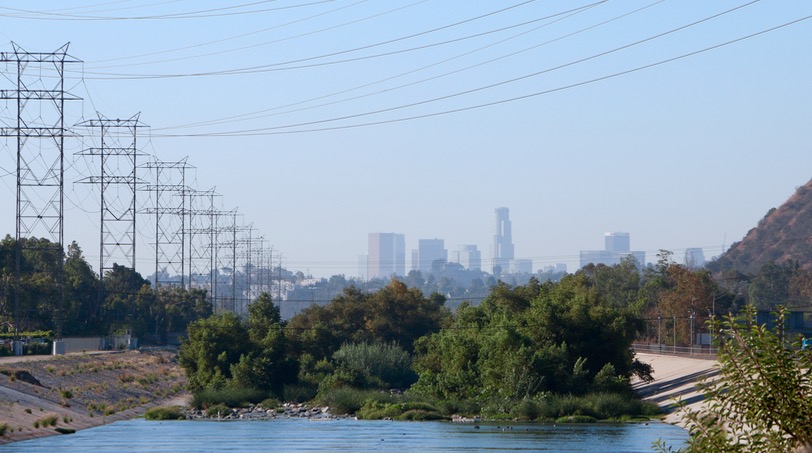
top-left (508, 393), bottom-right (661, 421)
top-left (144, 406), bottom-right (184, 420)
top-left (192, 387), bottom-right (269, 409)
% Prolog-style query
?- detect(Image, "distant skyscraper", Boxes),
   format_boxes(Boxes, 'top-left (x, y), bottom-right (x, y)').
top-left (684, 248), bottom-right (706, 269)
top-left (511, 259), bottom-right (533, 274)
top-left (418, 238), bottom-right (447, 273)
top-left (357, 255), bottom-right (368, 280)
top-left (605, 232), bottom-right (630, 253)
top-left (492, 207), bottom-right (514, 273)
top-left (367, 233), bottom-right (405, 279)
top-left (453, 244), bottom-right (481, 271)
top-left (580, 232), bottom-right (644, 268)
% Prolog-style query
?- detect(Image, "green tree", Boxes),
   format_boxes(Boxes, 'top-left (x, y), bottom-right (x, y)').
top-left (178, 312), bottom-right (253, 391)
top-left (656, 306), bottom-right (812, 452)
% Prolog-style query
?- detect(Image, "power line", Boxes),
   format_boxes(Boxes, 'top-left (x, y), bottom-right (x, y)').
top-left (157, 6), bottom-right (808, 138)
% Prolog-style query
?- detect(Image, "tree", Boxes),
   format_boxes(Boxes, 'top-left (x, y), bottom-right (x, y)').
top-left (62, 242), bottom-right (101, 335)
top-left (178, 312), bottom-right (253, 391)
top-left (656, 306), bottom-right (812, 452)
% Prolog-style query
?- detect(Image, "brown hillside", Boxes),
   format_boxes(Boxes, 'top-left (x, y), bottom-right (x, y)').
top-left (711, 179), bottom-right (812, 276)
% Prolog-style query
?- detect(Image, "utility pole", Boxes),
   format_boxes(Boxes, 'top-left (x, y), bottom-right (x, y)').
top-left (0, 43), bottom-right (81, 353)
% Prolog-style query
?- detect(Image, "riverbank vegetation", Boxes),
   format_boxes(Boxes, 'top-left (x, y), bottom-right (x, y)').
top-left (179, 272), bottom-right (671, 421)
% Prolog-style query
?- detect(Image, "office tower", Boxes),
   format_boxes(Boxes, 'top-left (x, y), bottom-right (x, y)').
top-left (580, 232), bottom-right (644, 268)
top-left (684, 248), bottom-right (706, 269)
top-left (605, 232), bottom-right (630, 253)
top-left (418, 238), bottom-right (447, 273)
top-left (454, 244), bottom-right (482, 271)
top-left (492, 207), bottom-right (514, 272)
top-left (367, 233), bottom-right (405, 279)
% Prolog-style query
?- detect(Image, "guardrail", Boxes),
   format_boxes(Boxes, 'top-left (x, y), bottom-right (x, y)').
top-left (632, 342), bottom-right (718, 359)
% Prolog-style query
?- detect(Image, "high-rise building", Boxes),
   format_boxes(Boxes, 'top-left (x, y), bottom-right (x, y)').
top-left (580, 232), bottom-right (645, 268)
top-left (605, 232), bottom-right (630, 253)
top-left (684, 248), bottom-right (706, 269)
top-left (492, 207), bottom-right (514, 273)
top-left (452, 244), bottom-right (481, 271)
top-left (367, 233), bottom-right (405, 279)
top-left (418, 238), bottom-right (447, 273)
top-left (357, 255), bottom-right (368, 280)
top-left (511, 259), bottom-right (533, 274)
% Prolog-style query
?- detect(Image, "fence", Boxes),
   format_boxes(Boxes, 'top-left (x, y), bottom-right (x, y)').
top-left (632, 342), bottom-right (718, 359)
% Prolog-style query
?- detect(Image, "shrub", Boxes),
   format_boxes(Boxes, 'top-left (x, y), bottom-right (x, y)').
top-left (436, 399), bottom-right (481, 417)
top-left (259, 397), bottom-right (280, 410)
top-left (398, 409), bottom-right (446, 421)
top-left (144, 406), bottom-right (184, 421)
top-left (331, 342), bottom-right (417, 390)
top-left (192, 387), bottom-right (268, 409)
top-left (317, 388), bottom-right (389, 415)
top-left (282, 384), bottom-right (317, 403)
top-left (556, 415), bottom-right (597, 423)
top-left (205, 403), bottom-right (231, 418)
top-left (0, 423), bottom-right (7, 436)
top-left (511, 398), bottom-right (544, 421)
top-left (59, 389), bottom-right (73, 399)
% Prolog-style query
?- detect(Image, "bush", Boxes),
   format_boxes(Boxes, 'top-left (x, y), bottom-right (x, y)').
top-left (282, 384), bottom-right (317, 403)
top-left (144, 406), bottom-right (184, 421)
top-left (537, 393), bottom-right (654, 420)
top-left (205, 403), bottom-right (231, 418)
top-left (0, 423), bottom-right (8, 436)
top-left (556, 415), bottom-right (597, 423)
top-left (192, 387), bottom-right (268, 409)
top-left (436, 399), bottom-right (481, 417)
top-left (317, 388), bottom-right (391, 415)
top-left (511, 398), bottom-right (544, 421)
top-left (331, 342), bottom-right (417, 390)
top-left (259, 397), bottom-right (280, 410)
top-left (398, 409), bottom-right (446, 421)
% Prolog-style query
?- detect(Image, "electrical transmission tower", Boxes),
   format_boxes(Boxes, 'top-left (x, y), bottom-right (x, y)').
top-left (140, 158), bottom-right (192, 288)
top-left (187, 187), bottom-right (220, 293)
top-left (210, 208), bottom-right (238, 314)
top-left (75, 114), bottom-right (146, 290)
top-left (0, 43), bottom-right (81, 343)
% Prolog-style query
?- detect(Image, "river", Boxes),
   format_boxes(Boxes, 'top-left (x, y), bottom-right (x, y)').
top-left (1, 418), bottom-right (687, 452)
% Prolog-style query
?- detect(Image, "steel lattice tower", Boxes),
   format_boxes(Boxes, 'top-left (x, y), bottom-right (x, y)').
top-left (0, 43), bottom-right (81, 341)
top-left (212, 209), bottom-right (239, 314)
top-left (187, 187), bottom-right (220, 293)
top-left (140, 158), bottom-right (192, 288)
top-left (75, 114), bottom-right (146, 283)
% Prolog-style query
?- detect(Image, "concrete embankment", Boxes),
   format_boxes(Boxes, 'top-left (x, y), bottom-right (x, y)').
top-left (633, 352), bottom-right (719, 425)
top-left (0, 349), bottom-right (188, 445)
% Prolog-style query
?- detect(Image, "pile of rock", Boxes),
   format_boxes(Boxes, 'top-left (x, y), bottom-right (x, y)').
top-left (185, 403), bottom-right (338, 421)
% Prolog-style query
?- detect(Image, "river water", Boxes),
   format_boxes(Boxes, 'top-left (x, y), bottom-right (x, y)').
top-left (1, 418), bottom-right (688, 452)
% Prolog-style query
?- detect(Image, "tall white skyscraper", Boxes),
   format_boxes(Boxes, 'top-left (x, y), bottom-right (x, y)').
top-left (367, 233), bottom-right (405, 279)
top-left (492, 207), bottom-right (514, 273)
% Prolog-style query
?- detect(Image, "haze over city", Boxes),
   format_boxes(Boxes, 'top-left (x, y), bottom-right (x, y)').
top-left (1, 1), bottom-right (811, 279)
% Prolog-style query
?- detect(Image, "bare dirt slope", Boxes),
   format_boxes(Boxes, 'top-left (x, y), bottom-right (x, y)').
top-left (0, 349), bottom-right (188, 445)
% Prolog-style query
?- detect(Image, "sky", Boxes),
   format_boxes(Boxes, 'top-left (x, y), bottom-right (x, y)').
top-left (0, 0), bottom-right (811, 280)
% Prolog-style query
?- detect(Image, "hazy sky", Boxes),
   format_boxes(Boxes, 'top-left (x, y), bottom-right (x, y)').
top-left (1, 0), bottom-right (811, 279)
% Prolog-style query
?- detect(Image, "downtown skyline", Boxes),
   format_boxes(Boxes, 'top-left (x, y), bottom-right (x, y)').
top-left (0, 2), bottom-right (810, 280)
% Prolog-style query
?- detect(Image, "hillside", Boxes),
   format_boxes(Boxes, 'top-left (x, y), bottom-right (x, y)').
top-left (710, 179), bottom-right (812, 276)
top-left (0, 350), bottom-right (188, 445)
